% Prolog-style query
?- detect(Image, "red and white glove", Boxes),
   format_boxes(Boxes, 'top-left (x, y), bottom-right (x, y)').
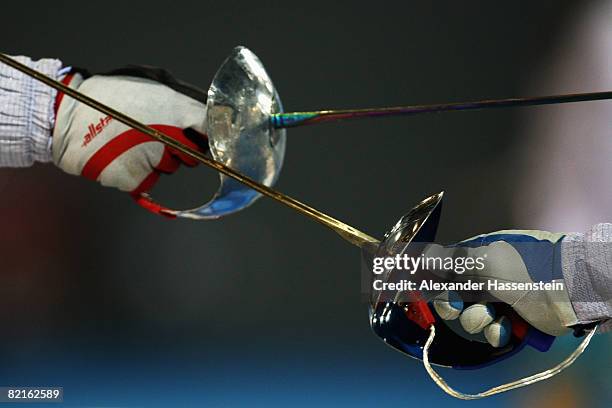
top-left (52, 69), bottom-right (208, 217)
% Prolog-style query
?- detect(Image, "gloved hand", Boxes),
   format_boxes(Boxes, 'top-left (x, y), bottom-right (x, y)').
top-left (52, 68), bottom-right (208, 217)
top-left (421, 230), bottom-right (579, 347)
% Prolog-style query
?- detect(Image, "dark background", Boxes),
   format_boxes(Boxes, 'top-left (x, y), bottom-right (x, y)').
top-left (0, 1), bottom-right (609, 407)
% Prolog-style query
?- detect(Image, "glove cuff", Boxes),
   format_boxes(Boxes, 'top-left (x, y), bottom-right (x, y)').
top-left (0, 56), bottom-right (63, 167)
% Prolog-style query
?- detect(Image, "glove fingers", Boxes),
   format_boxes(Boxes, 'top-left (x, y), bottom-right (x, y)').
top-left (155, 147), bottom-right (181, 174)
top-left (459, 302), bottom-right (496, 334)
top-left (434, 294), bottom-right (513, 348)
top-left (483, 316), bottom-right (512, 347)
top-left (164, 128), bottom-right (208, 167)
top-left (457, 301), bottom-right (511, 347)
top-left (129, 140), bottom-right (204, 218)
top-left (433, 298), bottom-right (512, 347)
top-left (433, 291), bottom-right (464, 320)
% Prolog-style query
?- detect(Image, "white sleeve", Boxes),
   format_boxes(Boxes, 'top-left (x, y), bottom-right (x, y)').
top-left (562, 223), bottom-right (612, 332)
top-left (0, 56), bottom-right (63, 167)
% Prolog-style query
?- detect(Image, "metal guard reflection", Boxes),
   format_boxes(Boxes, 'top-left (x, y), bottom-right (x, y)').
top-left (174, 46), bottom-right (287, 219)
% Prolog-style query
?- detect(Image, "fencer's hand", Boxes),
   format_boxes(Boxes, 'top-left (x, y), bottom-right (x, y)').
top-left (52, 70), bottom-right (208, 217)
top-left (421, 230), bottom-right (579, 347)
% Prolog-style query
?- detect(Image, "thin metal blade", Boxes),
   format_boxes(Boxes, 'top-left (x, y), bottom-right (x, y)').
top-left (272, 91), bottom-right (612, 128)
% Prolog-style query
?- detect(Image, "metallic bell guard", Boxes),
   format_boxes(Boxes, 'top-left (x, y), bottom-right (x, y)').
top-left (177, 47), bottom-right (286, 219)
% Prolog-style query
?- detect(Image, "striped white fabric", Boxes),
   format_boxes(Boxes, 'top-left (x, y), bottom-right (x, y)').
top-left (0, 56), bottom-right (62, 167)
top-left (562, 224), bottom-right (612, 332)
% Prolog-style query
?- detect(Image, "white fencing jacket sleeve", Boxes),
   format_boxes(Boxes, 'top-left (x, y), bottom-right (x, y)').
top-left (563, 224), bottom-right (612, 332)
top-left (0, 55), bottom-right (63, 167)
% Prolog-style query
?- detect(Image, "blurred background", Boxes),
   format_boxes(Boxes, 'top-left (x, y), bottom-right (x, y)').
top-left (0, 0), bottom-right (610, 406)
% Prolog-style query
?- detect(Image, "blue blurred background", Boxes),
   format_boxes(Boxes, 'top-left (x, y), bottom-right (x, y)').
top-left (0, 1), bottom-right (610, 406)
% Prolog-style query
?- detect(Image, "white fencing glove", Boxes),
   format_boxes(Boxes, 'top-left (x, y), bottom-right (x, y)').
top-left (421, 230), bottom-right (580, 347)
top-left (52, 67), bottom-right (208, 217)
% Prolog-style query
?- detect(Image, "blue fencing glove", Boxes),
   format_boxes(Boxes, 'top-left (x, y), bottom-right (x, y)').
top-left (421, 230), bottom-right (579, 347)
